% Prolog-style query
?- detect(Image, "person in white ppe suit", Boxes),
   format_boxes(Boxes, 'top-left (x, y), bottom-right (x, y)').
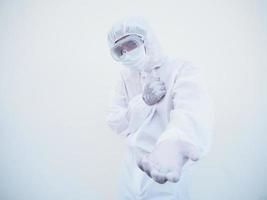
top-left (106, 16), bottom-right (214, 200)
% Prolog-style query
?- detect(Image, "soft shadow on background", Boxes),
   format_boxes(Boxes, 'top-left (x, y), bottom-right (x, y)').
top-left (0, 0), bottom-right (266, 200)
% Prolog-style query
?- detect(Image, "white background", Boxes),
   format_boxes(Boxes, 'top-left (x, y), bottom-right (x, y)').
top-left (0, 0), bottom-right (266, 199)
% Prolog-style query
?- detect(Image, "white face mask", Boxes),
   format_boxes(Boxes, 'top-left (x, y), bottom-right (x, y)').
top-left (121, 45), bottom-right (149, 71)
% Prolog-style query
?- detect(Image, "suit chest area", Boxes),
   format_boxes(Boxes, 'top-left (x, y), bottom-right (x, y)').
top-left (124, 65), bottom-right (178, 114)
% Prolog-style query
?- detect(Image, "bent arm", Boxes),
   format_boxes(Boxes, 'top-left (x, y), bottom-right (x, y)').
top-left (106, 72), bottom-right (154, 137)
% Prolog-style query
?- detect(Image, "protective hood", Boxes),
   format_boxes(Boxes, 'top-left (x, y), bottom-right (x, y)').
top-left (107, 16), bottom-right (166, 71)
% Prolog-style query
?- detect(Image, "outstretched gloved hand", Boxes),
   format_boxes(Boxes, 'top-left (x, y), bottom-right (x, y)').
top-left (137, 139), bottom-right (200, 184)
top-left (142, 77), bottom-right (166, 106)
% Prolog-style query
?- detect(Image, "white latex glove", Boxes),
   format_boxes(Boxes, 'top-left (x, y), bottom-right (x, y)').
top-left (137, 139), bottom-right (200, 184)
top-left (142, 77), bottom-right (166, 105)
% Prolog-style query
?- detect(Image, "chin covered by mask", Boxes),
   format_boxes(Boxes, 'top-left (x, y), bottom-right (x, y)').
top-left (121, 45), bottom-right (149, 71)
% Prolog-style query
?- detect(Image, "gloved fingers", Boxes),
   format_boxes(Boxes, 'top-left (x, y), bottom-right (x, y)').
top-left (142, 93), bottom-right (156, 105)
top-left (137, 155), bottom-right (149, 171)
top-left (152, 84), bottom-right (166, 92)
top-left (166, 171), bottom-right (181, 183)
top-left (150, 169), bottom-right (167, 184)
top-left (151, 83), bottom-right (165, 91)
top-left (138, 156), bottom-right (153, 178)
top-left (183, 144), bottom-right (201, 161)
top-left (153, 92), bottom-right (166, 101)
top-left (159, 85), bottom-right (167, 90)
top-left (188, 151), bottom-right (200, 161)
top-left (137, 159), bottom-right (145, 171)
top-left (153, 88), bottom-right (166, 96)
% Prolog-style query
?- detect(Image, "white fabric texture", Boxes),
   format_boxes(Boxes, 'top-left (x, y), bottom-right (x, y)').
top-left (107, 16), bottom-right (165, 72)
top-left (106, 16), bottom-right (214, 200)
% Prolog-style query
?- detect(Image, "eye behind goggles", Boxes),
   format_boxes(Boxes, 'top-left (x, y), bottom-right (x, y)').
top-left (110, 35), bottom-right (144, 61)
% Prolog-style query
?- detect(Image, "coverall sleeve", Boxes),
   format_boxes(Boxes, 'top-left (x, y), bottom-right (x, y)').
top-left (106, 72), bottom-right (154, 137)
top-left (157, 63), bottom-right (214, 158)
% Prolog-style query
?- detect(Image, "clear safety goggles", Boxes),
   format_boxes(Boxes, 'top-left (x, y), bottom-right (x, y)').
top-left (110, 34), bottom-right (144, 61)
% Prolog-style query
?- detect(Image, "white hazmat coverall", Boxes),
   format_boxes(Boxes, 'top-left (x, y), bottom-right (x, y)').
top-left (106, 17), bottom-right (214, 200)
